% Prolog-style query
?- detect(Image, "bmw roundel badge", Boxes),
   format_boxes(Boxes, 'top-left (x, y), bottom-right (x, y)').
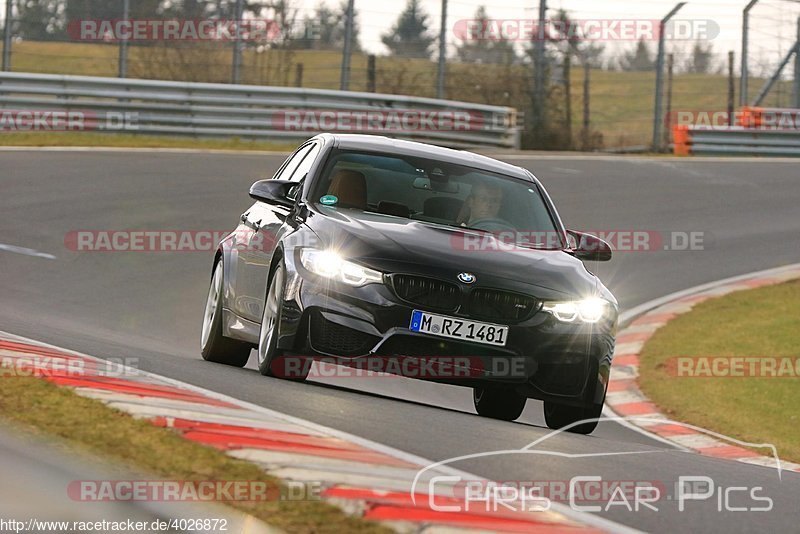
top-left (458, 272), bottom-right (476, 284)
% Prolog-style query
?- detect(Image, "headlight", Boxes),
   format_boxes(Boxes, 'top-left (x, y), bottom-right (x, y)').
top-left (542, 297), bottom-right (609, 323)
top-left (300, 248), bottom-right (383, 287)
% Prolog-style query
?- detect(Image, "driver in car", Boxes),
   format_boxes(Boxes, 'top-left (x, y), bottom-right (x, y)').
top-left (457, 182), bottom-right (507, 228)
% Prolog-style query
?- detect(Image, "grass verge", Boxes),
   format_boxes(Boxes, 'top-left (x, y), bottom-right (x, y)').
top-left (0, 371), bottom-right (388, 533)
top-left (638, 279), bottom-right (800, 463)
top-left (0, 132), bottom-right (295, 151)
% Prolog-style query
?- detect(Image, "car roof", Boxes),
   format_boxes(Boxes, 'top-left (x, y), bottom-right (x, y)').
top-left (322, 134), bottom-right (532, 182)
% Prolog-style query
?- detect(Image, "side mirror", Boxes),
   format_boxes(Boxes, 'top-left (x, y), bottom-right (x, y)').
top-left (567, 230), bottom-right (612, 262)
top-left (249, 179), bottom-right (296, 208)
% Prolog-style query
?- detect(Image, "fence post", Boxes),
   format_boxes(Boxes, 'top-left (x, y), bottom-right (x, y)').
top-left (367, 54), bottom-right (376, 92)
top-left (531, 0), bottom-right (547, 146)
top-left (2, 0), bottom-right (12, 71)
top-left (652, 2), bottom-right (686, 152)
top-left (728, 51), bottom-right (735, 125)
top-left (794, 17), bottom-right (800, 108)
top-left (231, 0), bottom-right (244, 84)
top-left (294, 63), bottom-right (303, 87)
top-left (340, 0), bottom-right (355, 90)
top-left (563, 51), bottom-right (572, 148)
top-left (663, 53), bottom-right (674, 149)
top-left (581, 60), bottom-right (590, 149)
top-left (740, 1), bottom-right (759, 107)
top-left (436, 0), bottom-right (447, 99)
top-left (118, 0), bottom-right (130, 78)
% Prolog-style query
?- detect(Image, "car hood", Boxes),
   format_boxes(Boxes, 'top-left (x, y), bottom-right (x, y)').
top-left (305, 208), bottom-right (601, 299)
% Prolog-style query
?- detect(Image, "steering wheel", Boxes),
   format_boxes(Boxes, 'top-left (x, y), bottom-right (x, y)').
top-left (467, 218), bottom-right (517, 233)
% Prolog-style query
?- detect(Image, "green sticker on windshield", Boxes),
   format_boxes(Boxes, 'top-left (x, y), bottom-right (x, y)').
top-left (320, 194), bottom-right (338, 206)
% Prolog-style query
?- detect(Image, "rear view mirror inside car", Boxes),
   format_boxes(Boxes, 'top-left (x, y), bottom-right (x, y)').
top-left (412, 176), bottom-right (459, 193)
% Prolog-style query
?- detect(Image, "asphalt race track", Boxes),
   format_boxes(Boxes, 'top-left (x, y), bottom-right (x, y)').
top-left (1, 149), bottom-right (799, 532)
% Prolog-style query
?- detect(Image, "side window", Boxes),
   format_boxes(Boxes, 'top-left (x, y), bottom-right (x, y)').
top-left (288, 143), bottom-right (321, 182)
top-left (274, 144), bottom-right (314, 181)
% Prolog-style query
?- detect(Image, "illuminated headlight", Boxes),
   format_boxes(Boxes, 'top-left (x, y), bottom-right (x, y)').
top-left (300, 249), bottom-right (383, 287)
top-left (542, 297), bottom-right (609, 323)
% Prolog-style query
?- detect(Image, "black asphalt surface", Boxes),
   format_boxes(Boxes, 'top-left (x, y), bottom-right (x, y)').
top-left (1, 149), bottom-right (799, 532)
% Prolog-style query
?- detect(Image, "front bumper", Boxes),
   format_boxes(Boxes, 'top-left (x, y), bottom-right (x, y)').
top-left (276, 252), bottom-right (617, 406)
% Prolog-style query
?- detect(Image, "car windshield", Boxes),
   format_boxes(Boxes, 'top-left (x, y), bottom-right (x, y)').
top-left (311, 150), bottom-right (563, 249)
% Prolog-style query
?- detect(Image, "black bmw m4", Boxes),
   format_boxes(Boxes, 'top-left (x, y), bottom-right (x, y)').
top-left (201, 133), bottom-right (617, 434)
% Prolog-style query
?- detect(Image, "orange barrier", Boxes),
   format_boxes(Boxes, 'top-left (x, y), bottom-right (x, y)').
top-left (672, 125), bottom-right (690, 156)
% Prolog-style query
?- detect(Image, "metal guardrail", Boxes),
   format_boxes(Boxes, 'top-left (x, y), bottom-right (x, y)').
top-left (0, 72), bottom-right (520, 149)
top-left (673, 107), bottom-right (800, 157)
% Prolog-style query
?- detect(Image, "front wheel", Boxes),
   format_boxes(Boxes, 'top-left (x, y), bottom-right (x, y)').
top-left (257, 262), bottom-right (309, 381)
top-left (201, 260), bottom-right (251, 367)
top-left (543, 397), bottom-right (604, 435)
top-left (473, 386), bottom-right (527, 421)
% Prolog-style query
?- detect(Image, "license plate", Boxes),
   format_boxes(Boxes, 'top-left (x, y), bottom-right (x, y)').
top-left (409, 310), bottom-right (508, 347)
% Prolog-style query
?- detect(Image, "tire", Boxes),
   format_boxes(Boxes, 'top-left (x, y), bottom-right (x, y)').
top-left (473, 386), bottom-right (527, 421)
top-left (257, 261), bottom-right (309, 381)
top-left (201, 259), bottom-right (251, 367)
top-left (543, 394), bottom-right (605, 435)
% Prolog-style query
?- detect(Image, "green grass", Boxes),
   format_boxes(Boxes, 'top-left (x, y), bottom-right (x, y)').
top-left (638, 279), bottom-right (800, 463)
top-left (0, 132), bottom-right (295, 151)
top-left (0, 371), bottom-right (389, 533)
top-left (1, 40), bottom-right (795, 148)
